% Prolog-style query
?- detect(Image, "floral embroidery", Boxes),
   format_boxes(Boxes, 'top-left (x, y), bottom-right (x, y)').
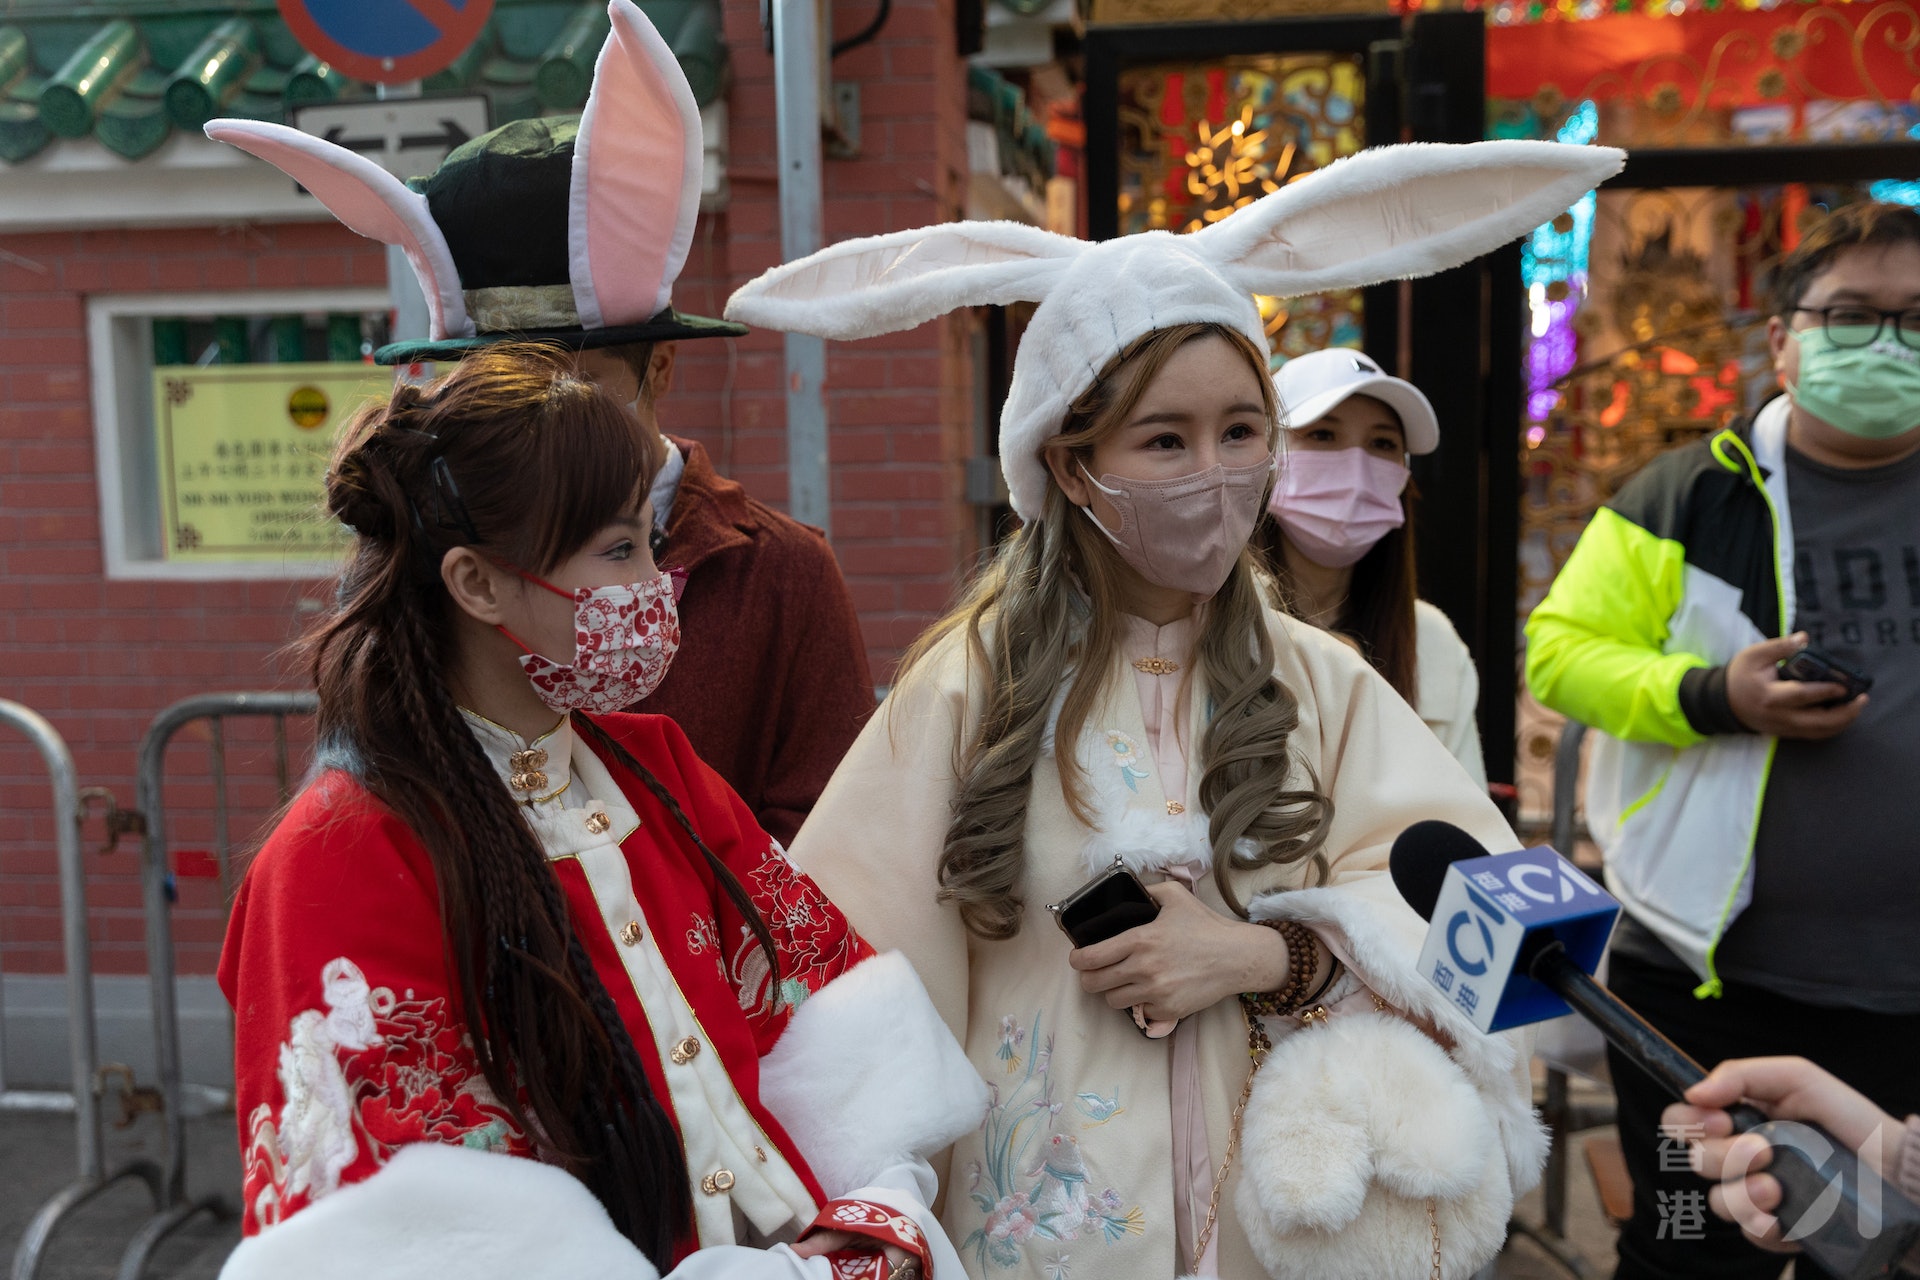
top-left (242, 957), bottom-right (526, 1232)
top-left (963, 1013), bottom-right (1144, 1271)
top-left (687, 913), bottom-right (726, 981)
top-left (1104, 732), bottom-right (1151, 793)
top-left (734, 844), bottom-right (861, 1016)
top-left (1073, 1090), bottom-right (1124, 1124)
top-left (996, 1015), bottom-right (1026, 1071)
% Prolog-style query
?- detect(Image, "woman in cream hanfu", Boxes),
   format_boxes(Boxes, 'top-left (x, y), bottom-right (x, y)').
top-left (216, 344), bottom-right (984, 1280)
top-left (726, 140), bottom-right (1622, 1280)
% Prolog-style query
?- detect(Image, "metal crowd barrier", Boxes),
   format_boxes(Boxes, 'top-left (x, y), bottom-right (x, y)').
top-left (114, 691), bottom-right (318, 1280)
top-left (4, 700), bottom-right (162, 1280)
top-left (1506, 719), bottom-right (1617, 1279)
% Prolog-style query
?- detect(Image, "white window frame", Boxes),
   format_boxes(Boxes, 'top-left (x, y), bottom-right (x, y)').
top-left (88, 287), bottom-right (389, 582)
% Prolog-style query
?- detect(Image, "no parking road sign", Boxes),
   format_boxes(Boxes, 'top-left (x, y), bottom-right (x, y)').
top-left (278, 0), bottom-right (494, 84)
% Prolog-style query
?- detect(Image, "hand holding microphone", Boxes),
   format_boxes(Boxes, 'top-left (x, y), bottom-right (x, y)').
top-left (1664, 1057), bottom-right (1908, 1255)
top-left (1389, 821), bottom-right (1920, 1279)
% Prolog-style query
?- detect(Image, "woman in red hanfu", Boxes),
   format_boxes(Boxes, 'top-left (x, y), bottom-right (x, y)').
top-left (218, 345), bottom-right (984, 1280)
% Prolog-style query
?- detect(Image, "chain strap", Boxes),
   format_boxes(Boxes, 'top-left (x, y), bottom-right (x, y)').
top-left (1428, 1200), bottom-right (1443, 1280)
top-left (1191, 1043), bottom-right (1261, 1272)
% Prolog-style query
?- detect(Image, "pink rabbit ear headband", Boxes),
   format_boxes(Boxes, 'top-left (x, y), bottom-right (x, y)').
top-left (204, 0), bottom-right (741, 367)
top-left (726, 139), bottom-right (1624, 522)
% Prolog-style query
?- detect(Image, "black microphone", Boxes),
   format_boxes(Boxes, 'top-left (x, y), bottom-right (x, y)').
top-left (1389, 820), bottom-right (1720, 1105)
top-left (1390, 821), bottom-right (1920, 1279)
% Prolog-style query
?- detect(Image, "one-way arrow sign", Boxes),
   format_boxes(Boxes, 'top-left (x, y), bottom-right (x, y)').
top-left (292, 95), bottom-right (489, 184)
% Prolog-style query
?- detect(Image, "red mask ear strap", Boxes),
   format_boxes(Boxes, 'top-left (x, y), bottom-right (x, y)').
top-left (496, 625), bottom-right (539, 656)
top-left (490, 555), bottom-right (576, 602)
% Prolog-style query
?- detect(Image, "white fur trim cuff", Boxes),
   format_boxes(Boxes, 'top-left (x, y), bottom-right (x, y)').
top-left (218, 1144), bottom-right (658, 1280)
top-left (759, 951), bottom-right (990, 1198)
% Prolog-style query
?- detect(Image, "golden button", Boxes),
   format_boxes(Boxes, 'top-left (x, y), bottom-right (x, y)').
top-left (669, 1035), bottom-right (702, 1065)
top-left (618, 920), bottom-right (644, 947)
top-left (584, 810), bottom-right (612, 835)
top-left (509, 747), bottom-right (549, 773)
top-left (1165, 800), bottom-right (1186, 815)
top-left (701, 1168), bottom-right (735, 1195)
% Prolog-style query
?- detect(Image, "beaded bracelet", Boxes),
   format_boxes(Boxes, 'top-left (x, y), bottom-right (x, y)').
top-left (1239, 918), bottom-right (1320, 1017)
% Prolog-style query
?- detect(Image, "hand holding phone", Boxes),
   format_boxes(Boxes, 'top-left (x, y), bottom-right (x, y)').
top-left (1048, 859), bottom-right (1166, 1036)
top-left (1726, 634), bottom-right (1870, 740)
top-left (1048, 857), bottom-right (1159, 948)
top-left (1776, 643), bottom-right (1873, 703)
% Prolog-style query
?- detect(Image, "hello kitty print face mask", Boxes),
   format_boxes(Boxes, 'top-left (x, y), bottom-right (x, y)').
top-left (500, 568), bottom-right (685, 714)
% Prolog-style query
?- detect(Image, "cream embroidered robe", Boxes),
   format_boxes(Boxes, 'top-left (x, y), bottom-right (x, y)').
top-left (789, 605), bottom-right (1542, 1280)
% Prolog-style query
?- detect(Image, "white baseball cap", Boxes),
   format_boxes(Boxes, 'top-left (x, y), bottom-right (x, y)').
top-left (1272, 347), bottom-right (1439, 456)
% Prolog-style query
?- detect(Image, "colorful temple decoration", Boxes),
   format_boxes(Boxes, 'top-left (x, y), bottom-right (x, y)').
top-left (1477, 0), bottom-right (1871, 26)
top-left (1522, 102), bottom-right (1600, 435)
top-left (1486, 1), bottom-right (1920, 148)
top-left (1115, 53), bottom-right (1367, 364)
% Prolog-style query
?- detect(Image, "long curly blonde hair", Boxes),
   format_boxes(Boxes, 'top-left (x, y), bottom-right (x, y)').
top-left (896, 322), bottom-right (1333, 939)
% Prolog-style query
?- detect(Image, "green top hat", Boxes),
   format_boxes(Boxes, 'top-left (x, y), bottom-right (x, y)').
top-left (207, 0), bottom-right (744, 366)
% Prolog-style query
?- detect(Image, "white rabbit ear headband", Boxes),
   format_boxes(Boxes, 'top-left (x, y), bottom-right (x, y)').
top-left (727, 140), bottom-right (1623, 520)
top-left (204, 0), bottom-right (743, 366)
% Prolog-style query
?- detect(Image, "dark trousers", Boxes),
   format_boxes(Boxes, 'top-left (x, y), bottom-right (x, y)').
top-left (1606, 950), bottom-right (1920, 1280)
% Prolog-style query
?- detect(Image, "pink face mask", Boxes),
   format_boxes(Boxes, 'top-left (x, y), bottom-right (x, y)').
top-left (1079, 457), bottom-right (1272, 596)
top-left (500, 568), bottom-right (686, 715)
top-left (1268, 447), bottom-right (1410, 569)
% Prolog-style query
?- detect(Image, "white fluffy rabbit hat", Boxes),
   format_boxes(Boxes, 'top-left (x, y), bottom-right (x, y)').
top-left (727, 140), bottom-right (1622, 521)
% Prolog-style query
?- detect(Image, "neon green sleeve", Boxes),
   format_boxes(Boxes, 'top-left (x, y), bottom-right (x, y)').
top-left (1524, 506), bottom-right (1708, 748)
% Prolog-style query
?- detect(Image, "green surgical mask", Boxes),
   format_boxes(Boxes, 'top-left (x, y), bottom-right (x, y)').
top-left (1786, 326), bottom-right (1920, 440)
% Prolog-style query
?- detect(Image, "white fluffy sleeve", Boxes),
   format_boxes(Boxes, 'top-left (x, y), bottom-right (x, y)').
top-left (758, 951), bottom-right (990, 1198)
top-left (218, 1144), bottom-right (661, 1280)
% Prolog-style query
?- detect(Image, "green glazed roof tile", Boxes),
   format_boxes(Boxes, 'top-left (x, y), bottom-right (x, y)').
top-left (0, 27), bottom-right (32, 85)
top-left (126, 66), bottom-right (170, 96)
top-left (0, 0), bottom-right (726, 165)
top-left (483, 55), bottom-right (538, 87)
top-left (98, 88), bottom-right (168, 157)
top-left (244, 66), bottom-right (289, 96)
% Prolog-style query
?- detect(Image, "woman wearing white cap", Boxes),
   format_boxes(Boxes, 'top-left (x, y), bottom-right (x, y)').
top-left (1261, 349), bottom-right (1487, 786)
top-left (728, 140), bottom-right (1618, 1280)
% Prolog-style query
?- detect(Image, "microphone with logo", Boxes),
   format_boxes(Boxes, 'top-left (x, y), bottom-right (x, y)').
top-left (1389, 819), bottom-right (1920, 1279)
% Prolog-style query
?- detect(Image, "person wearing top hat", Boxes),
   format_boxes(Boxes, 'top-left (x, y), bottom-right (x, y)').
top-left (1258, 348), bottom-right (1487, 786)
top-left (204, 2), bottom-right (872, 847)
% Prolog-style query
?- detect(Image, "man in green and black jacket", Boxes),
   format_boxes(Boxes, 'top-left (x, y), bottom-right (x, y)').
top-left (1526, 201), bottom-right (1920, 1280)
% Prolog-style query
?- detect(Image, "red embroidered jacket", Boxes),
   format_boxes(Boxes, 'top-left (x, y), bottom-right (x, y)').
top-left (220, 713), bottom-right (875, 1257)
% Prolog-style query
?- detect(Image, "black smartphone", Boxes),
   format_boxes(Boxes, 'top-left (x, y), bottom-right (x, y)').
top-left (1047, 857), bottom-right (1159, 948)
top-left (1777, 644), bottom-right (1873, 702)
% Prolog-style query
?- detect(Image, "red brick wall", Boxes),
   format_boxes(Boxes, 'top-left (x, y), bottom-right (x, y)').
top-left (698, 0), bottom-right (976, 657)
top-left (0, 0), bottom-right (974, 980)
top-left (0, 224), bottom-right (388, 982)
